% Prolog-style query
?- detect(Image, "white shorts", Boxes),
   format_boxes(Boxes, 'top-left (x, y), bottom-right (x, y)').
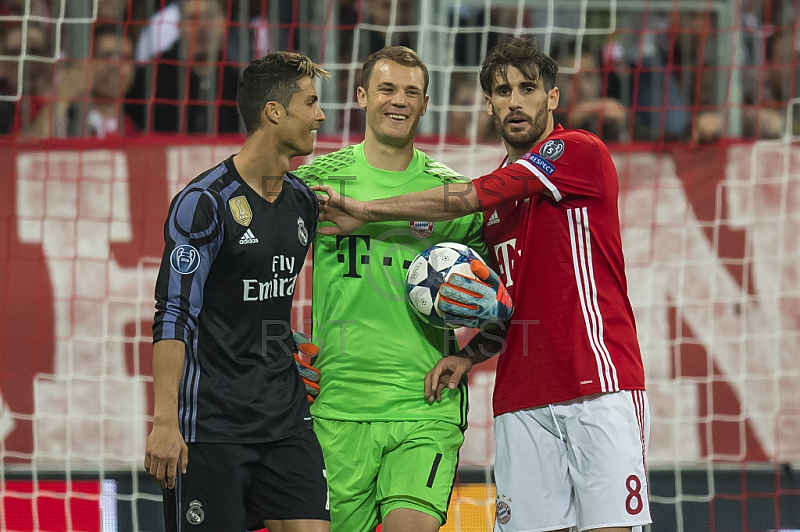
top-left (493, 390), bottom-right (651, 532)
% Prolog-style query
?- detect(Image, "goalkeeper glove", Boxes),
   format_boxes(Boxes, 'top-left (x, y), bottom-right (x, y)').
top-left (292, 331), bottom-right (320, 403)
top-left (437, 260), bottom-right (514, 329)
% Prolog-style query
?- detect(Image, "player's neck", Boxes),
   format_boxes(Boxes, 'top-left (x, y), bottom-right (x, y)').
top-left (505, 120), bottom-right (556, 162)
top-left (234, 134), bottom-right (290, 202)
top-left (505, 144), bottom-right (529, 163)
top-left (363, 131), bottom-right (414, 172)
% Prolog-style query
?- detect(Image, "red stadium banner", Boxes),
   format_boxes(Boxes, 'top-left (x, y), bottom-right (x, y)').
top-left (0, 136), bottom-right (798, 474)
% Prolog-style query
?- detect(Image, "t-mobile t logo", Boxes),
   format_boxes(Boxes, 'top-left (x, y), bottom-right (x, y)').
top-left (336, 234), bottom-right (371, 278)
top-left (494, 238), bottom-right (518, 287)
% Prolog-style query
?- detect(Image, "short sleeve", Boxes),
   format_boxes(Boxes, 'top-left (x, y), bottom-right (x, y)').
top-left (473, 132), bottom-right (607, 211)
top-left (523, 135), bottom-right (607, 201)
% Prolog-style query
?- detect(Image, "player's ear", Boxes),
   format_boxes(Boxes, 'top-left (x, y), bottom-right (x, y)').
top-left (486, 97), bottom-right (494, 116)
top-left (263, 101), bottom-right (282, 124)
top-left (548, 87), bottom-right (560, 111)
top-left (419, 93), bottom-right (429, 117)
top-left (356, 86), bottom-right (368, 110)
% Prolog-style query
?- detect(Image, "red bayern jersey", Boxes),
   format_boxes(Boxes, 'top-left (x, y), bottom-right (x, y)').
top-left (476, 125), bottom-right (645, 416)
top-left (482, 157), bottom-right (523, 298)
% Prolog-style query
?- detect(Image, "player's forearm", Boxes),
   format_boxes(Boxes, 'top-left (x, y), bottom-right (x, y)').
top-left (363, 181), bottom-right (480, 222)
top-left (457, 325), bottom-right (509, 363)
top-left (151, 339), bottom-right (186, 426)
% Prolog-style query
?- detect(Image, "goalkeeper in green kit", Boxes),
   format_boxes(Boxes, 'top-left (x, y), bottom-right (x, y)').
top-left (293, 46), bottom-right (512, 531)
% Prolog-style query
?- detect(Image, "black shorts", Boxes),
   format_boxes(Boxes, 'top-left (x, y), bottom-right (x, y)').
top-left (162, 429), bottom-right (330, 531)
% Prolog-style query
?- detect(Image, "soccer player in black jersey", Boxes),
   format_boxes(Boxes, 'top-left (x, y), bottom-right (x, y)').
top-left (145, 52), bottom-right (331, 532)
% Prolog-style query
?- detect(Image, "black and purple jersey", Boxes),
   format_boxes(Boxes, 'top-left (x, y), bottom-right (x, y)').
top-left (153, 156), bottom-right (317, 443)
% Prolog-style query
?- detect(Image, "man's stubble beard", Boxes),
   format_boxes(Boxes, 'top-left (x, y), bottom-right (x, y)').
top-left (494, 98), bottom-right (550, 151)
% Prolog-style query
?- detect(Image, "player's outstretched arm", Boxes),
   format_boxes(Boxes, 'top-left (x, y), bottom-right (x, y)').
top-left (144, 339), bottom-right (188, 489)
top-left (424, 325), bottom-right (508, 403)
top-left (313, 185), bottom-right (365, 235)
top-left (312, 181), bottom-right (480, 235)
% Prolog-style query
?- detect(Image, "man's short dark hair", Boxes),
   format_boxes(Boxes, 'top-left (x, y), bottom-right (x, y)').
top-left (237, 51), bottom-right (329, 134)
top-left (360, 46), bottom-right (429, 94)
top-left (479, 37), bottom-right (558, 96)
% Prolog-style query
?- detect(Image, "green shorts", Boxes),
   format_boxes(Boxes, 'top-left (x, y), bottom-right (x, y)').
top-left (313, 418), bottom-right (464, 531)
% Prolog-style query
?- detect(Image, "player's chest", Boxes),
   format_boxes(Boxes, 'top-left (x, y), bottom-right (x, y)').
top-left (222, 193), bottom-right (311, 260)
top-left (483, 203), bottom-right (520, 245)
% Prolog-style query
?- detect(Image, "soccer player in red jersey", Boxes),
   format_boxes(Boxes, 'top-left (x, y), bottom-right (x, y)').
top-left (313, 36), bottom-right (650, 532)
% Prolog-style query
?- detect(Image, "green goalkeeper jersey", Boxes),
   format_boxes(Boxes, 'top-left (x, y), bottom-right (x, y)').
top-left (293, 142), bottom-right (487, 426)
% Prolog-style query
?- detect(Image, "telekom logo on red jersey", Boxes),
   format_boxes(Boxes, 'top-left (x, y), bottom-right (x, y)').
top-left (493, 238), bottom-right (519, 288)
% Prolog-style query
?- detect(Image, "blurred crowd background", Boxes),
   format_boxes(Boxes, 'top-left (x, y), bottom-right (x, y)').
top-left (0, 0), bottom-right (797, 143)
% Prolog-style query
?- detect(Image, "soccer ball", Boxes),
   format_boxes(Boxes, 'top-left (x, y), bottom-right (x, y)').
top-left (405, 242), bottom-right (484, 329)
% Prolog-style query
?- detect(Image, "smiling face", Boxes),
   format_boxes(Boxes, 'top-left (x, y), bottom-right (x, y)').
top-left (277, 76), bottom-right (326, 157)
top-left (486, 65), bottom-right (559, 152)
top-left (357, 59), bottom-right (429, 148)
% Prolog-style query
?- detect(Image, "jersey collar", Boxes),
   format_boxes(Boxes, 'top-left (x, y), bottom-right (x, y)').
top-left (354, 142), bottom-right (425, 188)
top-left (225, 156), bottom-right (289, 208)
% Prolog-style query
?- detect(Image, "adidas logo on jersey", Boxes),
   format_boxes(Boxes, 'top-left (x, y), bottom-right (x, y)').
top-left (239, 229), bottom-right (259, 245)
top-left (487, 210), bottom-right (500, 226)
